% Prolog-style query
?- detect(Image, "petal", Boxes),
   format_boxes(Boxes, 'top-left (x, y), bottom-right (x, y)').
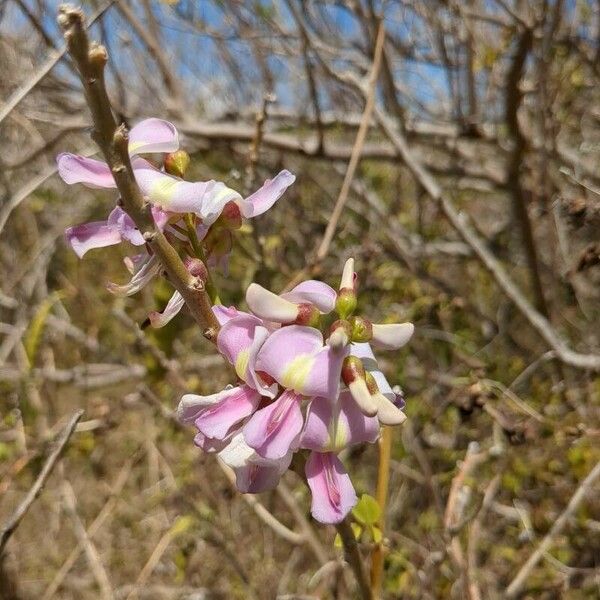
top-left (234, 453), bottom-right (292, 493)
top-left (57, 153), bottom-right (115, 188)
top-left (107, 206), bottom-right (145, 246)
top-left (371, 323), bottom-right (414, 350)
top-left (301, 393), bottom-right (379, 452)
top-left (148, 290), bottom-right (185, 328)
top-left (350, 343), bottom-right (395, 402)
top-left (340, 257), bottom-right (356, 290)
top-left (281, 280), bottom-right (337, 313)
top-left (246, 283), bottom-right (298, 323)
top-left (373, 392), bottom-right (407, 425)
top-left (238, 170), bottom-right (295, 218)
top-left (132, 158), bottom-right (241, 225)
top-left (256, 325), bottom-right (347, 398)
top-left (243, 390), bottom-right (303, 459)
top-left (305, 452), bottom-right (357, 524)
top-left (106, 254), bottom-right (161, 297)
top-left (192, 385), bottom-right (262, 440)
top-left (65, 221), bottom-right (121, 258)
top-left (128, 118), bottom-right (179, 155)
top-left (218, 432), bottom-right (256, 468)
top-left (213, 305), bottom-right (241, 326)
top-left (193, 432), bottom-right (229, 453)
top-left (217, 314), bottom-right (277, 397)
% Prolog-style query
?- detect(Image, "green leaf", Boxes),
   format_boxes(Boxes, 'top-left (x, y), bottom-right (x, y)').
top-left (24, 291), bottom-right (64, 367)
top-left (351, 523), bottom-right (363, 540)
top-left (334, 533), bottom-right (342, 549)
top-left (371, 525), bottom-right (383, 543)
top-left (352, 494), bottom-right (381, 525)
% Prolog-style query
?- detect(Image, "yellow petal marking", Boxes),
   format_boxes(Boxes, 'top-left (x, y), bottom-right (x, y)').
top-left (150, 177), bottom-right (180, 207)
top-left (235, 349), bottom-right (250, 381)
top-left (128, 141), bottom-right (145, 154)
top-left (281, 354), bottom-right (315, 392)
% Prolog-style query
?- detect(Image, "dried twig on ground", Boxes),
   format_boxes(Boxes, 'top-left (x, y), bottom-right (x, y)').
top-left (0, 409), bottom-right (83, 555)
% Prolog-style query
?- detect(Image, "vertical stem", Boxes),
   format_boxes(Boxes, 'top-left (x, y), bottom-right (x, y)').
top-left (184, 214), bottom-right (221, 304)
top-left (336, 518), bottom-right (373, 600)
top-left (370, 425), bottom-right (393, 598)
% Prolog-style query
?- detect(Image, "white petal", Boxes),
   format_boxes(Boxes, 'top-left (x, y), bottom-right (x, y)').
top-left (371, 323), bottom-right (414, 350)
top-left (246, 283), bottom-right (298, 323)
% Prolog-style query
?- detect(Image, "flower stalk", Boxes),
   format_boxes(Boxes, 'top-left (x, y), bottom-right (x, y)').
top-left (370, 425), bottom-right (393, 598)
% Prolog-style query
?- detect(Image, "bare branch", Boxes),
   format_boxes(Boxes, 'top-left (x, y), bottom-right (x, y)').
top-left (0, 409), bottom-right (83, 555)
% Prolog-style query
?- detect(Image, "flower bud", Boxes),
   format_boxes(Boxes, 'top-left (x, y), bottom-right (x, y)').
top-left (328, 319), bottom-right (352, 348)
top-left (341, 356), bottom-right (378, 416)
top-left (183, 256), bottom-right (208, 281)
top-left (217, 201), bottom-right (242, 230)
top-left (349, 316), bottom-right (372, 343)
top-left (164, 150), bottom-right (190, 178)
top-left (340, 257), bottom-right (356, 291)
top-left (295, 303), bottom-right (321, 328)
top-left (335, 288), bottom-right (357, 319)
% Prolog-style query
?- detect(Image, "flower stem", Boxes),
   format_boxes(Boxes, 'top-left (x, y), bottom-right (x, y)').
top-left (370, 425), bottom-right (393, 598)
top-left (335, 517), bottom-right (373, 600)
top-left (184, 214), bottom-right (221, 304)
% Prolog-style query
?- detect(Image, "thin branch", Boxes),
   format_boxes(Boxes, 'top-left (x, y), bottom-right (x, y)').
top-left (505, 460), bottom-right (600, 598)
top-left (315, 19), bottom-right (385, 263)
top-left (0, 1), bottom-right (117, 127)
top-left (335, 518), bottom-right (373, 600)
top-left (0, 409), bottom-right (83, 555)
top-left (61, 480), bottom-right (114, 600)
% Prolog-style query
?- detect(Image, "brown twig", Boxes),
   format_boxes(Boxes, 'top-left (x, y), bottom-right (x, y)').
top-left (61, 480), bottom-right (115, 600)
top-left (335, 518), bottom-right (373, 600)
top-left (0, 409), bottom-right (83, 555)
top-left (505, 460), bottom-right (600, 598)
top-left (0, 1), bottom-right (117, 128)
top-left (57, 5), bottom-right (220, 339)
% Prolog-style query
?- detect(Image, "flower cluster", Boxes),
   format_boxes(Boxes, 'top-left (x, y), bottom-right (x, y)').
top-left (58, 116), bottom-right (414, 525)
top-left (58, 118), bottom-right (295, 324)
top-left (178, 258), bottom-right (413, 523)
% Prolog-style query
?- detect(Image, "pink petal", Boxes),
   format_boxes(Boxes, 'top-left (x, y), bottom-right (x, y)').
top-left (255, 325), bottom-right (347, 398)
top-left (243, 390), bottom-right (303, 459)
top-left (217, 313), bottom-right (276, 397)
top-left (238, 170), bottom-right (296, 218)
top-left (301, 393), bottom-right (380, 452)
top-left (106, 254), bottom-right (161, 297)
top-left (213, 305), bottom-right (241, 326)
top-left (234, 457), bottom-right (291, 493)
top-left (65, 221), bottom-right (121, 258)
top-left (281, 279), bottom-right (337, 314)
top-left (107, 206), bottom-right (145, 246)
top-left (132, 158), bottom-right (240, 225)
top-left (305, 451), bottom-right (357, 524)
top-left (186, 385), bottom-right (262, 440)
top-left (57, 153), bottom-right (115, 188)
top-left (216, 433), bottom-right (292, 492)
top-left (128, 118), bottom-right (179, 155)
top-left (148, 290), bottom-right (185, 328)
top-left (281, 280), bottom-right (337, 313)
top-left (193, 432), bottom-right (229, 453)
